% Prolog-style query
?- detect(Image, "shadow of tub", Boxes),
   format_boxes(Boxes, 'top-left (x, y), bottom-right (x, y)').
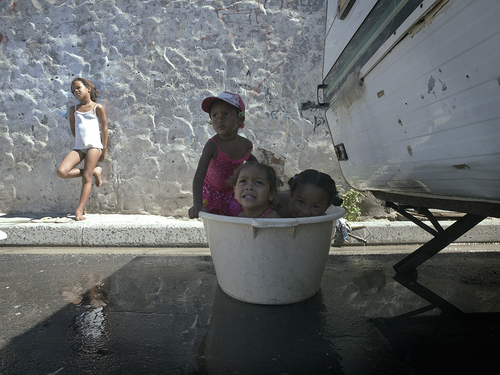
top-left (197, 286), bottom-right (344, 374)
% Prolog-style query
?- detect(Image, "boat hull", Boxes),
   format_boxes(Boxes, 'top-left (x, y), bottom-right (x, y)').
top-left (323, 0), bottom-right (500, 208)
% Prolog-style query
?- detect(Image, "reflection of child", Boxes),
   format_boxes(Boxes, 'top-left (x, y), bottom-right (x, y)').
top-left (189, 92), bottom-right (257, 218)
top-left (71, 283), bottom-right (110, 357)
top-left (275, 169), bottom-right (343, 218)
top-left (56, 78), bottom-right (108, 221)
top-left (230, 161), bottom-right (281, 218)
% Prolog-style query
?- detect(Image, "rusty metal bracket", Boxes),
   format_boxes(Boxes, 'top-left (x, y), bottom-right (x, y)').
top-left (316, 84), bottom-right (329, 108)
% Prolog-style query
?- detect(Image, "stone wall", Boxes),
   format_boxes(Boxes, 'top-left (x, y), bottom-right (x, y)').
top-left (0, 0), bottom-right (345, 217)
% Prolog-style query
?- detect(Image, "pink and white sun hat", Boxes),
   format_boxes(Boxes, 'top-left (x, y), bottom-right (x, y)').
top-left (202, 91), bottom-right (245, 114)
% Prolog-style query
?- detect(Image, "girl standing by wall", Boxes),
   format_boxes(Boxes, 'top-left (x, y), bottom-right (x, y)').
top-left (57, 78), bottom-right (108, 221)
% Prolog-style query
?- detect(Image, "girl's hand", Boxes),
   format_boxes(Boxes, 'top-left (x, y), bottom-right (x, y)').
top-left (188, 204), bottom-right (206, 219)
top-left (99, 148), bottom-right (106, 162)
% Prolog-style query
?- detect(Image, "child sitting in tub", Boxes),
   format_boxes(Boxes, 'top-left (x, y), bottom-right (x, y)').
top-left (230, 161), bottom-right (281, 218)
top-left (274, 169), bottom-right (343, 218)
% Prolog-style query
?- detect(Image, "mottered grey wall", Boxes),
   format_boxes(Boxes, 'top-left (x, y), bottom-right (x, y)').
top-left (0, 0), bottom-right (343, 216)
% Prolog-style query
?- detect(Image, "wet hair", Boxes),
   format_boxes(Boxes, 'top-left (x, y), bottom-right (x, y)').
top-left (71, 77), bottom-right (100, 102)
top-left (288, 169), bottom-right (343, 206)
top-left (229, 161), bottom-right (278, 196)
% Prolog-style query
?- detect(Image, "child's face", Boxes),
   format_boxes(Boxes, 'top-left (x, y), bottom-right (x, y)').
top-left (234, 166), bottom-right (275, 216)
top-left (210, 100), bottom-right (243, 137)
top-left (290, 184), bottom-right (329, 217)
top-left (72, 80), bottom-right (90, 99)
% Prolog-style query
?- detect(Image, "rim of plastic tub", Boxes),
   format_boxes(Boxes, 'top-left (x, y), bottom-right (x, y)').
top-left (199, 205), bottom-right (345, 227)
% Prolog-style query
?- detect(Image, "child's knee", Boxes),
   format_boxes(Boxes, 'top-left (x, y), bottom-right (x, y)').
top-left (56, 167), bottom-right (66, 178)
top-left (81, 171), bottom-right (93, 183)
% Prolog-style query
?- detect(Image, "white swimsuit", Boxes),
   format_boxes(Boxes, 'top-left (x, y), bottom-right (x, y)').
top-left (73, 104), bottom-right (103, 150)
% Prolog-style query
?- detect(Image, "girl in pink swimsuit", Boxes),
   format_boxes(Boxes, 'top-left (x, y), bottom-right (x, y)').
top-left (189, 92), bottom-right (257, 218)
top-left (230, 161), bottom-right (281, 218)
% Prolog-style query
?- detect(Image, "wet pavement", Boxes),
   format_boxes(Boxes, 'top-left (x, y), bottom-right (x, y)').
top-left (0, 246), bottom-right (499, 374)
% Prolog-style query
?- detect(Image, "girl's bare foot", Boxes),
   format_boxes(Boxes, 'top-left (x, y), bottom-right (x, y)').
top-left (94, 166), bottom-right (102, 187)
top-left (75, 209), bottom-right (87, 221)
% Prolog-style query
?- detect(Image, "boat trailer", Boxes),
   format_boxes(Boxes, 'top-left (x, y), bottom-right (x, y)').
top-left (373, 191), bottom-right (500, 275)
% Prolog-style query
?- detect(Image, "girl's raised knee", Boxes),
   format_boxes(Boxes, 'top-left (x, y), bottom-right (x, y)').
top-left (56, 167), bottom-right (66, 178)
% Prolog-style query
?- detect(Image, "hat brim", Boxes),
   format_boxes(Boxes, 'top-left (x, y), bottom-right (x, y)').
top-left (201, 97), bottom-right (219, 113)
top-left (202, 97), bottom-right (244, 114)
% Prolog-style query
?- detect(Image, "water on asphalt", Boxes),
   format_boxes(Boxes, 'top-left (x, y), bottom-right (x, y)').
top-left (0, 246), bottom-right (499, 374)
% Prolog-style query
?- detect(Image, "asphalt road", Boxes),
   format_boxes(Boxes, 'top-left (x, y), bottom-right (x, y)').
top-left (1, 245), bottom-right (499, 374)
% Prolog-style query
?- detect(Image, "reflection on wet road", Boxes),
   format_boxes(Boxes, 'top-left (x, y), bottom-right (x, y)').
top-left (0, 249), bottom-right (499, 374)
top-left (198, 287), bottom-right (343, 374)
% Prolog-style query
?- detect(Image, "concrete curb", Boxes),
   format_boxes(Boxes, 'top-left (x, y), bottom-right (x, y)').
top-left (1, 214), bottom-right (499, 247)
top-left (355, 220), bottom-right (500, 246)
top-left (0, 215), bottom-right (206, 247)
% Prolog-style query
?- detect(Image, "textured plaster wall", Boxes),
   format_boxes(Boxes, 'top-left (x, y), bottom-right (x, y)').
top-left (0, 0), bottom-right (343, 217)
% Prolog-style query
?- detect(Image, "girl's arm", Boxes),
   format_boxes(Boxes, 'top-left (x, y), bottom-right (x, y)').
top-left (96, 104), bottom-right (108, 162)
top-left (69, 107), bottom-right (76, 137)
top-left (188, 140), bottom-right (216, 218)
top-left (245, 138), bottom-right (258, 162)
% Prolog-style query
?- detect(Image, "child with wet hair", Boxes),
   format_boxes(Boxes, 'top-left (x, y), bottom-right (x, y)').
top-left (230, 161), bottom-right (281, 218)
top-left (275, 169), bottom-right (343, 218)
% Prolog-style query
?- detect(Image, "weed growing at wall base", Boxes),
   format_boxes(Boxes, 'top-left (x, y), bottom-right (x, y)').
top-left (341, 189), bottom-right (364, 222)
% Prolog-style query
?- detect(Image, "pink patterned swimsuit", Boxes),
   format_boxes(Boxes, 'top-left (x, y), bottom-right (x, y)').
top-left (202, 138), bottom-right (252, 216)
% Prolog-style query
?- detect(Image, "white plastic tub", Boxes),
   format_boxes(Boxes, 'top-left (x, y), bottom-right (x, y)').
top-left (200, 206), bottom-right (345, 304)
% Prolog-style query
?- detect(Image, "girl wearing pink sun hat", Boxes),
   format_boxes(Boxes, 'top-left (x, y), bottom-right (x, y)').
top-left (189, 92), bottom-right (257, 218)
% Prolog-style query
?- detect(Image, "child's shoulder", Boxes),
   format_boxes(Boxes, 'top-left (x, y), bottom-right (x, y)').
top-left (237, 134), bottom-right (252, 143)
top-left (265, 210), bottom-right (281, 218)
top-left (237, 135), bottom-right (253, 147)
top-left (95, 103), bottom-right (105, 114)
top-left (203, 137), bottom-right (218, 152)
top-left (273, 192), bottom-right (293, 218)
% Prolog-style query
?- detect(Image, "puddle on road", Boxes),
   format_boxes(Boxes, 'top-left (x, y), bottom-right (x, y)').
top-left (71, 283), bottom-right (111, 360)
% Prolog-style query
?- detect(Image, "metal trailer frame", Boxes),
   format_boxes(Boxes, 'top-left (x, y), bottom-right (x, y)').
top-left (372, 191), bottom-right (500, 275)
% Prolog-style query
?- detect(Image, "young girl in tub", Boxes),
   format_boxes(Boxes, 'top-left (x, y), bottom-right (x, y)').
top-left (230, 161), bottom-right (281, 218)
top-left (274, 169), bottom-right (343, 218)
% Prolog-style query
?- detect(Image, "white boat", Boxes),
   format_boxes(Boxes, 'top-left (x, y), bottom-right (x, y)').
top-left (320, 0), bottom-right (500, 273)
